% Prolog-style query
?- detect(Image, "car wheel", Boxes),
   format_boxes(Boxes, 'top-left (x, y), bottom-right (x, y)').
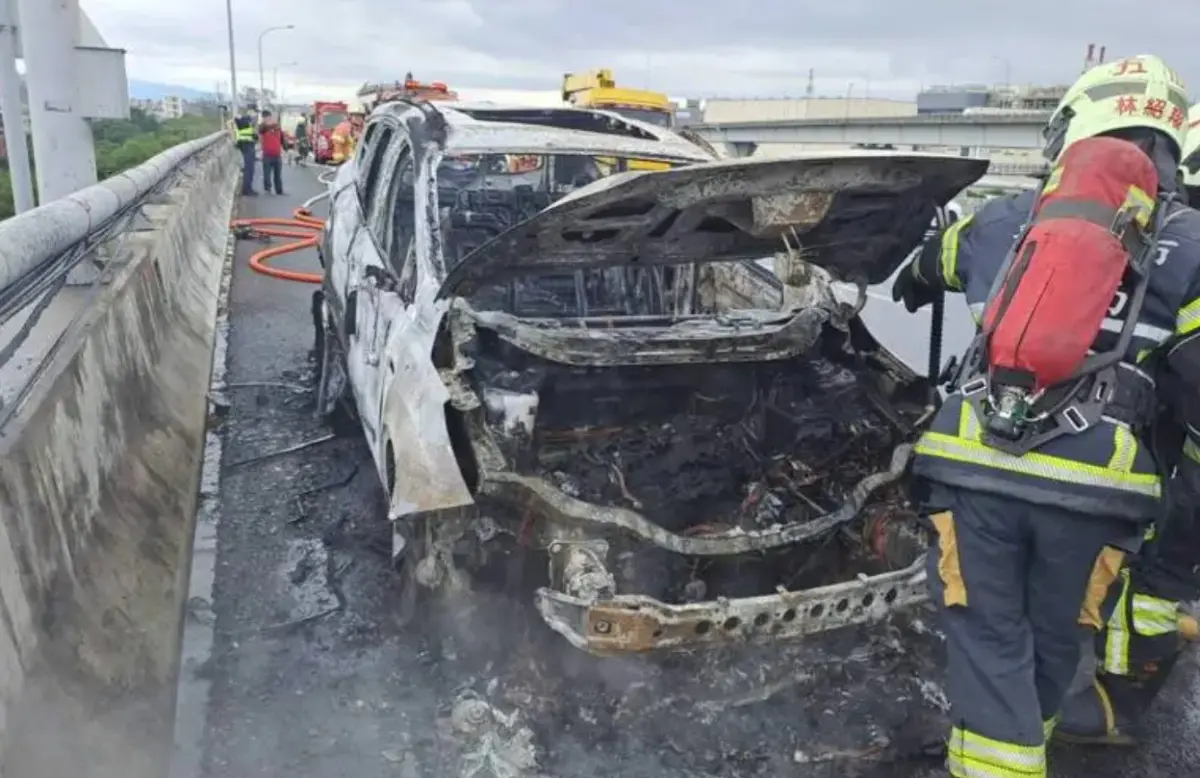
top-left (313, 293), bottom-right (359, 435)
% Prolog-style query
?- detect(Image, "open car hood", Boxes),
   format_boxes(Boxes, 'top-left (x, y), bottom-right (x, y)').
top-left (437, 151), bottom-right (989, 298)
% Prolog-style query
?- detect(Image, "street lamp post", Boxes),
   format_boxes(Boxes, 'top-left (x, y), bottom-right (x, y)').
top-left (225, 0), bottom-right (238, 112)
top-left (257, 24), bottom-right (294, 106)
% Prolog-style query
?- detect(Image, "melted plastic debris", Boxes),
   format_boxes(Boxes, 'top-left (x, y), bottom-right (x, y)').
top-left (448, 690), bottom-right (542, 778)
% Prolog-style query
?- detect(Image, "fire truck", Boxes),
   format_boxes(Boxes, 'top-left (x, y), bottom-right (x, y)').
top-left (356, 74), bottom-right (458, 112)
top-left (561, 69), bottom-right (675, 128)
top-left (309, 100), bottom-right (349, 164)
top-left (561, 69), bottom-right (676, 171)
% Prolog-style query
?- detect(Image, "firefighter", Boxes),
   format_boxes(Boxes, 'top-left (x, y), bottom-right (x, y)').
top-left (1051, 104), bottom-right (1200, 748)
top-left (1052, 483), bottom-right (1200, 746)
top-left (330, 118), bottom-right (353, 164)
top-left (890, 55), bottom-right (1200, 777)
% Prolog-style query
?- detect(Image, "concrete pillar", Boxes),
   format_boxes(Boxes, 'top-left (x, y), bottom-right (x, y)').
top-left (0, 0), bottom-right (34, 212)
top-left (17, 0), bottom-right (97, 203)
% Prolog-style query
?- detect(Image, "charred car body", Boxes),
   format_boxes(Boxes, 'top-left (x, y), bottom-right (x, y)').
top-left (314, 100), bottom-right (989, 655)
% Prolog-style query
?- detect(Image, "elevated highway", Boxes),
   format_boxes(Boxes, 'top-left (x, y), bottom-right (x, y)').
top-left (689, 112), bottom-right (1054, 157)
top-left (0, 110), bottom-right (1197, 778)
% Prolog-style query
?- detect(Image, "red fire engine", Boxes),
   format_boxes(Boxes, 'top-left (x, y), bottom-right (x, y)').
top-left (309, 100), bottom-right (349, 165)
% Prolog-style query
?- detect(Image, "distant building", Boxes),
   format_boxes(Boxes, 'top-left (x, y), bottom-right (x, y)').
top-left (917, 85), bottom-right (990, 115)
top-left (990, 84), bottom-right (1068, 111)
top-left (157, 96), bottom-right (184, 119)
top-left (917, 83), bottom-right (1069, 114)
top-left (127, 96), bottom-right (188, 120)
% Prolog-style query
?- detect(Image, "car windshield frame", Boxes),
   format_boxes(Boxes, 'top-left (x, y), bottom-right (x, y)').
top-left (433, 149), bottom-right (692, 195)
top-left (430, 148), bottom-right (703, 319)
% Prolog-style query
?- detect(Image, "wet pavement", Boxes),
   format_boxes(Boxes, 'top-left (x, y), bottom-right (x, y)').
top-left (186, 163), bottom-right (1200, 778)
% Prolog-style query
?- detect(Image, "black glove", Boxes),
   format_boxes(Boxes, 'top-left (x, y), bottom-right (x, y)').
top-left (891, 262), bottom-right (941, 313)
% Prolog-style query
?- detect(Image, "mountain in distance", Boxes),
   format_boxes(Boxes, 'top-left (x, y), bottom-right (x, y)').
top-left (128, 79), bottom-right (217, 101)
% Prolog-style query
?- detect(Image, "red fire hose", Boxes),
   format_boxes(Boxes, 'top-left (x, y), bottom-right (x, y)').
top-left (229, 206), bottom-right (325, 284)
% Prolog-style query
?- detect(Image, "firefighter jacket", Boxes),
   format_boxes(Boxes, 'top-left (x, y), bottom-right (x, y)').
top-left (330, 120), bottom-right (353, 164)
top-left (907, 189), bottom-right (1200, 523)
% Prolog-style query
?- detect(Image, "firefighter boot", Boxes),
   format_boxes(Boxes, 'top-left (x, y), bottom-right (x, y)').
top-left (1054, 652), bottom-right (1181, 747)
top-left (1053, 677), bottom-right (1138, 747)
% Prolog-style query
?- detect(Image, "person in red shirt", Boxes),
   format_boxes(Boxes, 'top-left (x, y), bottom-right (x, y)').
top-left (257, 110), bottom-right (285, 195)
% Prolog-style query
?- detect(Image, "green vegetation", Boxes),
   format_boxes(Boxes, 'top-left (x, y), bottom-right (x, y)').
top-left (0, 108), bottom-right (219, 220)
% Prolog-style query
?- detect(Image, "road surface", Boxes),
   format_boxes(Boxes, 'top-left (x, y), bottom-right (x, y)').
top-left (179, 163), bottom-right (1200, 778)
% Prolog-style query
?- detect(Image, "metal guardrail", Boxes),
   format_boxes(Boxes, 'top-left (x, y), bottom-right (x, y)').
top-left (0, 131), bottom-right (229, 299)
top-left (0, 131), bottom-right (231, 416)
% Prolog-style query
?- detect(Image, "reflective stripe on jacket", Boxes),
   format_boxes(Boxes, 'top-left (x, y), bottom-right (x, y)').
top-left (914, 392), bottom-right (1162, 519)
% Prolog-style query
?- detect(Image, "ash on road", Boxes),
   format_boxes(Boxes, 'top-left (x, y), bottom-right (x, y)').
top-left (189, 164), bottom-right (1200, 778)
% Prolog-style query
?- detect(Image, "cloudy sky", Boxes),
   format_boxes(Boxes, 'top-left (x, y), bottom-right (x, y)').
top-left (85, 0), bottom-right (1200, 106)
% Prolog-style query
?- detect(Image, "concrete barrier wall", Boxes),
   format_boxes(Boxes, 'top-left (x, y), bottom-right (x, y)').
top-left (0, 136), bottom-right (238, 778)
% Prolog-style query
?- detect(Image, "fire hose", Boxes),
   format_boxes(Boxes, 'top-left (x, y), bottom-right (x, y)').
top-left (229, 169), bottom-right (335, 285)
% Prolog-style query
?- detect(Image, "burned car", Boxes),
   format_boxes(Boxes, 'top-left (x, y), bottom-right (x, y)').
top-left (315, 100), bottom-right (989, 655)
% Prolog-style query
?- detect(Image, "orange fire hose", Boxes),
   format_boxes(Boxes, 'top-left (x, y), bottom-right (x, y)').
top-left (230, 207), bottom-right (326, 284)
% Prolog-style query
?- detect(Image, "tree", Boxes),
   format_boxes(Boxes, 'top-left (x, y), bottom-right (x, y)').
top-left (0, 110), bottom-right (219, 221)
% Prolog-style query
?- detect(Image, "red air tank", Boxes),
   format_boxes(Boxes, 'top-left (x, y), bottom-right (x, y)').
top-left (981, 136), bottom-right (1159, 391)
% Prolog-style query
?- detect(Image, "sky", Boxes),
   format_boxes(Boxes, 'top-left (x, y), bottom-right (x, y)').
top-left (83, 0), bottom-right (1200, 108)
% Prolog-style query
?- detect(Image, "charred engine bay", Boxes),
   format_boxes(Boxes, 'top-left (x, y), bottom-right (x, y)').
top-left (473, 323), bottom-right (929, 604)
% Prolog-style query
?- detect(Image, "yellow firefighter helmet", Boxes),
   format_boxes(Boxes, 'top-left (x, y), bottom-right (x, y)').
top-left (1043, 55), bottom-right (1189, 164)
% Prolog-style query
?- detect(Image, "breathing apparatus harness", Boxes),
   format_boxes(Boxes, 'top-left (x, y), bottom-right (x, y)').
top-left (946, 186), bottom-right (1174, 458)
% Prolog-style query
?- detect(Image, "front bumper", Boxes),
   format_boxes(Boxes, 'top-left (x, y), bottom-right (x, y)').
top-left (535, 555), bottom-right (928, 655)
top-left (469, 439), bottom-right (925, 654)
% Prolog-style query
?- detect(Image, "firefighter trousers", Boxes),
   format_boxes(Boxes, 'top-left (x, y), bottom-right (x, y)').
top-left (923, 483), bottom-right (1138, 777)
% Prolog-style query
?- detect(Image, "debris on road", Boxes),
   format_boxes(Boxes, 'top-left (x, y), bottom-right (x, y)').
top-left (448, 691), bottom-right (541, 778)
top-left (224, 433), bottom-right (336, 468)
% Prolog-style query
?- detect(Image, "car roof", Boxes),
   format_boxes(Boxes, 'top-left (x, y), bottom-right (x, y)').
top-left (370, 100), bottom-right (715, 163)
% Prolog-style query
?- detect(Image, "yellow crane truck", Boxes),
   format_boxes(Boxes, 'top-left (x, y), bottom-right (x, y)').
top-left (562, 69), bottom-right (675, 171)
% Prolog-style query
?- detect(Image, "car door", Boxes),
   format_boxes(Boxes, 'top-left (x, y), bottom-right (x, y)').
top-left (325, 120), bottom-right (382, 325)
top-left (373, 145), bottom-right (471, 513)
top-left (367, 141), bottom-right (418, 451)
top-left (344, 119), bottom-right (406, 446)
